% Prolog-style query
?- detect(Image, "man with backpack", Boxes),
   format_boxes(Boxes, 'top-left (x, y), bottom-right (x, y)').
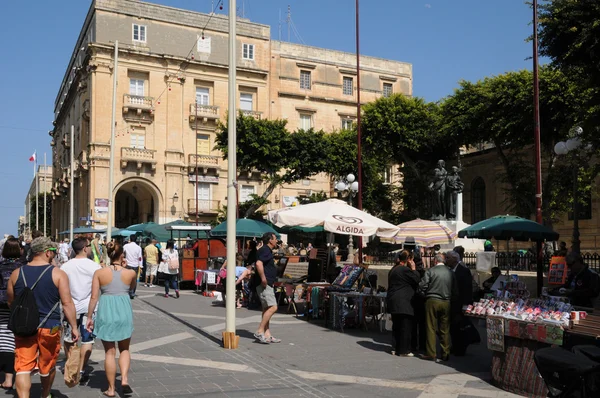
top-left (6, 237), bottom-right (79, 398)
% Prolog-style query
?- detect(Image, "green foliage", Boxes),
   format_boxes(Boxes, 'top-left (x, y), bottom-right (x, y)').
top-left (212, 194), bottom-right (270, 226)
top-left (297, 191), bottom-right (328, 205)
top-left (215, 113), bottom-right (330, 217)
top-left (29, 193), bottom-right (52, 237)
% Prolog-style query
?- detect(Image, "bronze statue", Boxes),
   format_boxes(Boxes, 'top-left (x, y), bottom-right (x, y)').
top-left (446, 165), bottom-right (464, 220)
top-left (429, 160), bottom-right (447, 219)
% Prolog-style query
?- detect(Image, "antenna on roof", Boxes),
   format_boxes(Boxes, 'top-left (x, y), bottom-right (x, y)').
top-left (287, 5), bottom-right (291, 42)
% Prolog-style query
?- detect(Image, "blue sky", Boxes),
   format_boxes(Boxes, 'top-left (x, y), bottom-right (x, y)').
top-left (0, 0), bottom-right (539, 235)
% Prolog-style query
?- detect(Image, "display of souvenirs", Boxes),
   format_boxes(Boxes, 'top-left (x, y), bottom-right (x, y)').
top-left (465, 297), bottom-right (573, 327)
top-left (548, 256), bottom-right (568, 285)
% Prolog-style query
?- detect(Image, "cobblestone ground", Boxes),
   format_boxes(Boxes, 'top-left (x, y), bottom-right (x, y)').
top-left (17, 287), bottom-right (522, 397)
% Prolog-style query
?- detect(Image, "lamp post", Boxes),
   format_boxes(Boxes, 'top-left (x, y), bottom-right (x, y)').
top-left (554, 127), bottom-right (586, 253)
top-left (335, 173), bottom-right (359, 262)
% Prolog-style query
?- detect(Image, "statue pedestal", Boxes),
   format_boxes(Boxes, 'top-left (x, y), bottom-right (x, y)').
top-left (434, 219), bottom-right (484, 252)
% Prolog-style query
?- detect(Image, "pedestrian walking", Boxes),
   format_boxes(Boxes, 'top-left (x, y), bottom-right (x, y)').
top-left (143, 239), bottom-right (159, 287)
top-left (159, 240), bottom-right (179, 298)
top-left (60, 237), bottom-right (101, 382)
top-left (86, 242), bottom-right (135, 397)
top-left (7, 237), bottom-right (79, 398)
top-left (0, 238), bottom-right (24, 390)
top-left (254, 232), bottom-right (280, 344)
top-left (123, 235), bottom-right (142, 299)
top-left (418, 252), bottom-right (459, 363)
top-left (448, 248), bottom-right (475, 356)
top-left (387, 250), bottom-right (421, 357)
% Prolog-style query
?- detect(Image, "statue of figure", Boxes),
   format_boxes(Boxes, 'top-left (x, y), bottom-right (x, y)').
top-left (446, 165), bottom-right (464, 220)
top-left (429, 160), bottom-right (447, 219)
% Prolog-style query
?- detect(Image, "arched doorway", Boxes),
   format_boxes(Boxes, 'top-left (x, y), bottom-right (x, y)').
top-left (471, 177), bottom-right (486, 223)
top-left (114, 179), bottom-right (159, 228)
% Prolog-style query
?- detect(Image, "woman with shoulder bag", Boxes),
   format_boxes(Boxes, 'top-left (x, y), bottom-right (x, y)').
top-left (159, 240), bottom-right (179, 298)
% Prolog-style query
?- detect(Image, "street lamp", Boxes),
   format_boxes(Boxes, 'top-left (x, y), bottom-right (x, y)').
top-left (554, 127), bottom-right (588, 253)
top-left (335, 173), bottom-right (359, 262)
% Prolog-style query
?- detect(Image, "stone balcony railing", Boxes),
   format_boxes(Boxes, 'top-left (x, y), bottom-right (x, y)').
top-left (188, 154), bottom-right (220, 174)
top-left (241, 110), bottom-right (262, 120)
top-left (187, 199), bottom-right (220, 215)
top-left (123, 95), bottom-right (154, 123)
top-left (120, 147), bottom-right (157, 170)
top-left (189, 103), bottom-right (219, 125)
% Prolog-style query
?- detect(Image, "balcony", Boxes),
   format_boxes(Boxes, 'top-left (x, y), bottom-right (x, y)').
top-left (187, 199), bottom-right (220, 215)
top-left (189, 104), bottom-right (219, 126)
top-left (241, 110), bottom-right (262, 120)
top-left (120, 147), bottom-right (157, 171)
top-left (188, 154), bottom-right (220, 174)
top-left (122, 94), bottom-right (154, 124)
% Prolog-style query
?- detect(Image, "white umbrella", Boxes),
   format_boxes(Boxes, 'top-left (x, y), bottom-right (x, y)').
top-left (268, 199), bottom-right (399, 238)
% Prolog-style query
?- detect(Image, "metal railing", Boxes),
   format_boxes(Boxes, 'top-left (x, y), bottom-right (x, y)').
top-left (364, 251), bottom-right (600, 273)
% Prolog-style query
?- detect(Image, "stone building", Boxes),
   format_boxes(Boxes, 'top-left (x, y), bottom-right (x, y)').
top-left (50, 0), bottom-right (412, 232)
top-left (461, 147), bottom-right (600, 251)
top-left (24, 165), bottom-right (53, 237)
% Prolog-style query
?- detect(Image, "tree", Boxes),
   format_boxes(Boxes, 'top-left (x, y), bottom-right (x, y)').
top-left (297, 191), bottom-right (328, 205)
top-left (215, 114), bottom-right (330, 218)
top-left (440, 66), bottom-right (593, 223)
top-left (538, 0), bottom-right (600, 145)
top-left (212, 194), bottom-right (270, 226)
top-left (360, 94), bottom-right (445, 220)
top-left (29, 193), bottom-right (52, 237)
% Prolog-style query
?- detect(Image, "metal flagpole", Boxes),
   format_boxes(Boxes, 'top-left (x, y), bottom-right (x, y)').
top-left (355, 0), bottom-right (363, 264)
top-left (44, 153), bottom-right (47, 236)
top-left (225, 0), bottom-right (238, 345)
top-left (69, 126), bottom-right (75, 243)
top-left (35, 156), bottom-right (39, 232)
top-left (106, 40), bottom-right (119, 242)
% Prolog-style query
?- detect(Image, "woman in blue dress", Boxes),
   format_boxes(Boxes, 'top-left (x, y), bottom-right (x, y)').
top-left (86, 242), bottom-right (136, 397)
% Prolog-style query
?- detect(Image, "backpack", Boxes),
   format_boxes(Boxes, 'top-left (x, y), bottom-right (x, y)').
top-left (167, 251), bottom-right (179, 271)
top-left (8, 266), bottom-right (60, 337)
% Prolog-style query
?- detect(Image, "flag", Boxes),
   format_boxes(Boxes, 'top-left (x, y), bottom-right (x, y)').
top-left (29, 152), bottom-right (36, 162)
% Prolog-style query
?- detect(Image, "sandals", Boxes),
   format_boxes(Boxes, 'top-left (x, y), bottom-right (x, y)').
top-left (122, 384), bottom-right (133, 394)
top-left (103, 391), bottom-right (116, 397)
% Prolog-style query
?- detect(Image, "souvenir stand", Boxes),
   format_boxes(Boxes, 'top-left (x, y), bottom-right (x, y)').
top-left (465, 273), bottom-right (587, 397)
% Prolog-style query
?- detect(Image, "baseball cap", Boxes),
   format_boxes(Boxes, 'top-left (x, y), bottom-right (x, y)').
top-left (30, 237), bottom-right (58, 254)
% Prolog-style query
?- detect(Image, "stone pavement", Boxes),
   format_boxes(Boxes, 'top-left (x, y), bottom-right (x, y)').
top-left (21, 287), bottom-right (523, 398)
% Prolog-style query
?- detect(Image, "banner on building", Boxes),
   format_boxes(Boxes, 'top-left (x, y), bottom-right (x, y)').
top-left (94, 198), bottom-right (109, 213)
top-left (189, 175), bottom-right (219, 183)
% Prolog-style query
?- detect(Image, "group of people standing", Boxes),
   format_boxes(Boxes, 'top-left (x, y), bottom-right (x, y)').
top-left (386, 246), bottom-right (476, 362)
top-left (0, 234), bottom-right (142, 397)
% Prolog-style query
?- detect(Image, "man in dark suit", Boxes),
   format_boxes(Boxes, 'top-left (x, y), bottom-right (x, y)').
top-left (387, 251), bottom-right (421, 356)
top-left (448, 248), bottom-right (475, 355)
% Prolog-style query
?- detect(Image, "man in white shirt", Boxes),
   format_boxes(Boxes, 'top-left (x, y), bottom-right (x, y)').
top-left (58, 238), bottom-right (71, 266)
top-left (61, 237), bottom-right (101, 382)
top-left (124, 234), bottom-right (143, 299)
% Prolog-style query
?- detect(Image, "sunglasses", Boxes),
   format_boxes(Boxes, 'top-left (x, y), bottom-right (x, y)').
top-left (46, 247), bottom-right (57, 252)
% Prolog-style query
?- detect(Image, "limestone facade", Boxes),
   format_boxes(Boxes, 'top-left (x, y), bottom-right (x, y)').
top-left (49, 0), bottom-right (412, 233)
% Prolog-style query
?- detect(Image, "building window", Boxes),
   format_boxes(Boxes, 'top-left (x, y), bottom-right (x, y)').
top-left (471, 177), bottom-right (486, 223)
top-left (132, 24), bottom-right (146, 43)
top-left (300, 70), bottom-right (311, 90)
top-left (196, 183), bottom-right (211, 208)
top-left (240, 185), bottom-right (256, 203)
top-left (242, 43), bottom-right (254, 60)
top-left (568, 191), bottom-right (592, 220)
top-left (129, 79), bottom-right (144, 96)
top-left (383, 166), bottom-right (393, 184)
top-left (343, 77), bottom-right (353, 96)
top-left (240, 93), bottom-right (253, 111)
top-left (383, 83), bottom-right (393, 97)
top-left (299, 114), bottom-right (312, 130)
top-left (130, 132), bottom-right (145, 149)
top-left (341, 118), bottom-right (354, 130)
top-left (196, 134), bottom-right (210, 155)
top-left (196, 87), bottom-right (210, 105)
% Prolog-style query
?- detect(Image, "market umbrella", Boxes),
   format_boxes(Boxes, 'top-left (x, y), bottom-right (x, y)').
top-left (210, 218), bottom-right (280, 239)
top-left (457, 215), bottom-right (559, 242)
top-left (383, 218), bottom-right (457, 246)
top-left (125, 222), bottom-right (158, 234)
top-left (145, 220), bottom-right (201, 241)
top-left (267, 199), bottom-right (399, 238)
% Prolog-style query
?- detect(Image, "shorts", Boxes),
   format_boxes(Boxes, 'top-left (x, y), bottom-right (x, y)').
top-left (63, 314), bottom-right (95, 344)
top-left (256, 285), bottom-right (277, 308)
top-left (15, 327), bottom-right (62, 376)
top-left (146, 263), bottom-right (158, 277)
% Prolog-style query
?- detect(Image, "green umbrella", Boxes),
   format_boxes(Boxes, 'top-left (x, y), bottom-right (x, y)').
top-left (457, 215), bottom-right (559, 242)
top-left (125, 222), bottom-right (158, 233)
top-left (211, 218), bottom-right (280, 239)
